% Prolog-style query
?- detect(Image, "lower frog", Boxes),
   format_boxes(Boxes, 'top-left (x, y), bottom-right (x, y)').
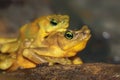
top-left (6, 25), bottom-right (91, 71)
top-left (22, 25), bottom-right (91, 66)
top-left (0, 25), bottom-right (91, 71)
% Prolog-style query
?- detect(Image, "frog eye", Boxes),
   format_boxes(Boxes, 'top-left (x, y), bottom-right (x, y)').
top-left (64, 31), bottom-right (73, 40)
top-left (50, 19), bottom-right (58, 26)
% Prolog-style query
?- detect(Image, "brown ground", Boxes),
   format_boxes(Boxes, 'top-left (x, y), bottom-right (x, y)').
top-left (0, 63), bottom-right (120, 80)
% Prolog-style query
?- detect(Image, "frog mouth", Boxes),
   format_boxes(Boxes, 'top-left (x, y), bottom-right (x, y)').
top-left (74, 26), bottom-right (91, 41)
top-left (79, 32), bottom-right (91, 41)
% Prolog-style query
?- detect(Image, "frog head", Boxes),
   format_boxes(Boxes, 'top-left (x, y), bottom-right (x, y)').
top-left (57, 25), bottom-right (91, 57)
top-left (59, 25), bottom-right (91, 49)
top-left (36, 14), bottom-right (69, 34)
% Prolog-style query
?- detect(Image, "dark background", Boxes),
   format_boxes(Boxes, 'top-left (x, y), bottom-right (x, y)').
top-left (0, 0), bottom-right (119, 64)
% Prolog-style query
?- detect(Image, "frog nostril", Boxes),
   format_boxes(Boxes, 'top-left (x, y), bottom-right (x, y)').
top-left (82, 32), bottom-right (86, 35)
top-left (44, 35), bottom-right (48, 39)
top-left (84, 29), bottom-right (90, 34)
top-left (61, 21), bottom-right (65, 23)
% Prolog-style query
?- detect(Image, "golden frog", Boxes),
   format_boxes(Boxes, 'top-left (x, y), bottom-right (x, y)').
top-left (0, 25), bottom-right (91, 71)
top-left (0, 14), bottom-right (69, 70)
top-left (0, 14), bottom-right (69, 53)
top-left (23, 25), bottom-right (91, 65)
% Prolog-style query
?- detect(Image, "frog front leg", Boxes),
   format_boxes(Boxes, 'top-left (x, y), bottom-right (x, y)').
top-left (43, 56), bottom-right (72, 65)
top-left (0, 54), bottom-right (15, 70)
top-left (71, 56), bottom-right (83, 65)
top-left (22, 48), bottom-right (72, 66)
top-left (22, 48), bottom-right (48, 64)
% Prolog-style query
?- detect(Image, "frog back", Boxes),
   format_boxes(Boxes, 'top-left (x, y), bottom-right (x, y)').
top-left (19, 23), bottom-right (39, 40)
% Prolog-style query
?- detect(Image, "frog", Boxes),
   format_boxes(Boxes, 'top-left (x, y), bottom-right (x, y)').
top-left (0, 14), bottom-right (69, 53)
top-left (1, 25), bottom-right (91, 71)
top-left (0, 14), bottom-right (69, 71)
top-left (0, 54), bottom-right (15, 70)
top-left (24, 25), bottom-right (91, 57)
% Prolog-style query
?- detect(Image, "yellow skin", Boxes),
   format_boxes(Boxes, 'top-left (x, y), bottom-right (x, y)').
top-left (0, 14), bottom-right (69, 70)
top-left (0, 25), bottom-right (91, 71)
top-left (0, 14), bottom-right (69, 53)
top-left (23, 25), bottom-right (91, 64)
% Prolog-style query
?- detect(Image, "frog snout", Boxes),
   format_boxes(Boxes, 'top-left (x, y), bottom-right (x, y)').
top-left (83, 29), bottom-right (90, 35)
top-left (81, 25), bottom-right (91, 34)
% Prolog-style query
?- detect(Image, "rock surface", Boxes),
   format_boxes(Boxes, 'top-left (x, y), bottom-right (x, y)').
top-left (0, 63), bottom-right (120, 80)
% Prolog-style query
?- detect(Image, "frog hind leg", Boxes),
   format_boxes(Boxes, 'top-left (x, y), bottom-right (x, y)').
top-left (0, 41), bottom-right (19, 53)
top-left (7, 54), bottom-right (36, 71)
top-left (0, 38), bottom-right (17, 44)
top-left (7, 48), bottom-right (47, 71)
top-left (71, 56), bottom-right (83, 65)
